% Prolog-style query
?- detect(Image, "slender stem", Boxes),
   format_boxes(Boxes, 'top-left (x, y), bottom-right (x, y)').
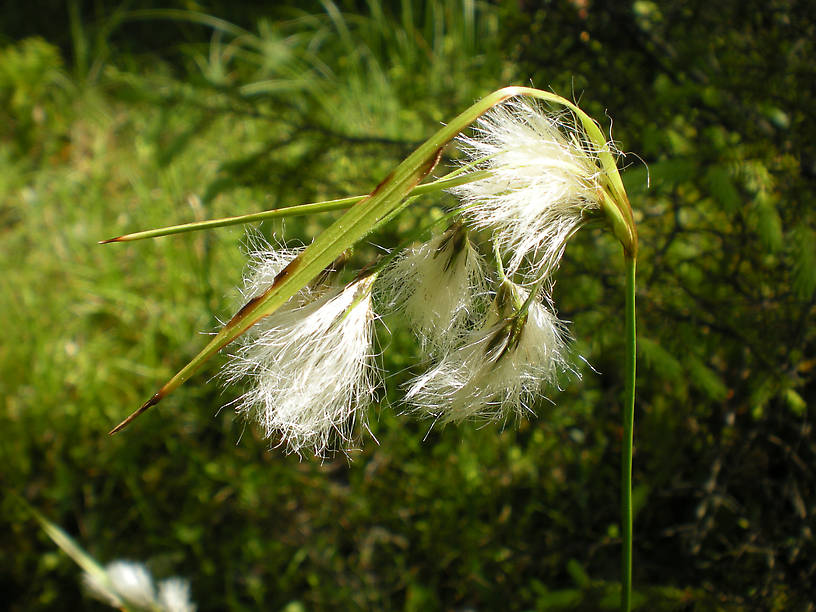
top-left (100, 170), bottom-right (489, 244)
top-left (621, 254), bottom-right (637, 612)
top-left (493, 239), bottom-right (506, 280)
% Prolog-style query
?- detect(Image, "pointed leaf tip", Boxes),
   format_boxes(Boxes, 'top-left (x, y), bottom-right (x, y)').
top-left (109, 392), bottom-right (163, 435)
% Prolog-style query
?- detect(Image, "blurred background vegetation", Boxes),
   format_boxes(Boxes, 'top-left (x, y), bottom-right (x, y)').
top-left (1, 0), bottom-right (813, 610)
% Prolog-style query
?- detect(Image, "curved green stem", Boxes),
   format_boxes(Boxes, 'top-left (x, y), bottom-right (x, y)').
top-left (621, 254), bottom-right (637, 612)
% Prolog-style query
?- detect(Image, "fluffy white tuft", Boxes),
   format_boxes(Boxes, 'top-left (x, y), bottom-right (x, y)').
top-left (377, 226), bottom-right (487, 354)
top-left (223, 274), bottom-right (379, 457)
top-left (239, 244), bottom-right (302, 301)
top-left (83, 561), bottom-right (156, 610)
top-left (83, 561), bottom-right (196, 612)
top-left (237, 234), bottom-right (317, 305)
top-left (405, 282), bottom-right (572, 423)
top-left (450, 98), bottom-right (606, 281)
top-left (82, 570), bottom-right (124, 609)
top-left (157, 577), bottom-right (197, 612)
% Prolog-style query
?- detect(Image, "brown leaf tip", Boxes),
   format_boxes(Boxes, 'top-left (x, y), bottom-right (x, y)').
top-left (108, 392), bottom-right (163, 435)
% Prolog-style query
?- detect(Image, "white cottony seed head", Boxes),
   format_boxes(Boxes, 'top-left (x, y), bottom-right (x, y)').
top-left (106, 561), bottom-right (157, 609)
top-left (157, 577), bottom-right (197, 612)
top-left (223, 274), bottom-right (379, 457)
top-left (82, 570), bottom-right (124, 609)
top-left (378, 225), bottom-right (487, 354)
top-left (405, 282), bottom-right (572, 423)
top-left (83, 561), bottom-right (156, 610)
top-left (83, 561), bottom-right (195, 612)
top-left (450, 98), bottom-right (606, 281)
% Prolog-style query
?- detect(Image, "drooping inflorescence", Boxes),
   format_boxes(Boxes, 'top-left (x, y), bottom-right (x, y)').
top-left (217, 96), bottom-right (620, 455)
top-left (222, 245), bottom-right (379, 456)
top-left (449, 99), bottom-right (608, 282)
top-left (83, 560), bottom-right (196, 612)
top-left (100, 86), bottom-right (638, 612)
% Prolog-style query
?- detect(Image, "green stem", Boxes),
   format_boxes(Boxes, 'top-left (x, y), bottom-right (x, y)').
top-left (621, 254), bottom-right (637, 612)
top-left (100, 170), bottom-right (489, 244)
top-left (493, 239), bottom-right (506, 280)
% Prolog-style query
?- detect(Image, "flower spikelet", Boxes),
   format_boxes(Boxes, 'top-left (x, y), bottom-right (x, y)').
top-left (237, 234), bottom-right (312, 305)
top-left (223, 273), bottom-right (379, 456)
top-left (157, 577), bottom-right (197, 612)
top-left (83, 561), bottom-right (196, 611)
top-left (406, 281), bottom-right (572, 423)
top-left (83, 561), bottom-right (156, 609)
top-left (378, 223), bottom-right (487, 354)
top-left (450, 99), bottom-right (606, 280)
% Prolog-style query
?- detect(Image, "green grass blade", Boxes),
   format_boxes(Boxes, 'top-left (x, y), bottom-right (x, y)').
top-left (17, 498), bottom-right (122, 607)
top-left (123, 9), bottom-right (255, 41)
top-left (33, 510), bottom-right (108, 578)
top-left (100, 195), bottom-right (362, 244)
top-left (100, 170), bottom-right (488, 244)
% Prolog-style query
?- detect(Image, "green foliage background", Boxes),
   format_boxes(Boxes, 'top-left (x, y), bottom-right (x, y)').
top-left (2, 1), bottom-right (814, 610)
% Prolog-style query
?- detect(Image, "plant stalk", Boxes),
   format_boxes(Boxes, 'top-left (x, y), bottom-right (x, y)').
top-left (100, 170), bottom-right (489, 244)
top-left (621, 254), bottom-right (637, 612)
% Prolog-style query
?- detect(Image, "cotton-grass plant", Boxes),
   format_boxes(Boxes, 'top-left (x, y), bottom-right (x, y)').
top-left (222, 245), bottom-right (379, 456)
top-left (23, 500), bottom-right (196, 612)
top-left (83, 561), bottom-right (196, 612)
top-left (102, 87), bottom-right (638, 611)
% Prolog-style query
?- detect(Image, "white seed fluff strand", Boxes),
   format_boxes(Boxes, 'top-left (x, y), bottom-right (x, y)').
top-left (238, 236), bottom-right (312, 304)
top-left (377, 232), bottom-right (487, 355)
top-left (450, 99), bottom-right (605, 281)
top-left (83, 561), bottom-right (196, 612)
top-left (157, 577), bottom-right (197, 612)
top-left (223, 275), bottom-right (379, 457)
top-left (83, 561), bottom-right (156, 610)
top-left (405, 284), bottom-right (572, 423)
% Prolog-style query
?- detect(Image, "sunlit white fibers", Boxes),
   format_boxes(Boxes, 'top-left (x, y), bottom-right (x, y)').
top-left (377, 226), bottom-right (487, 354)
top-left (223, 274), bottom-right (379, 457)
top-left (83, 561), bottom-right (155, 610)
top-left (157, 577), bottom-right (197, 612)
top-left (450, 99), bottom-right (607, 281)
top-left (405, 281), bottom-right (573, 423)
top-left (83, 561), bottom-right (196, 612)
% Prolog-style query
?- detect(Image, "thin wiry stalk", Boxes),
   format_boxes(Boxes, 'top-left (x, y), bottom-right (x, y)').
top-left (621, 255), bottom-right (637, 612)
top-left (100, 170), bottom-right (488, 244)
